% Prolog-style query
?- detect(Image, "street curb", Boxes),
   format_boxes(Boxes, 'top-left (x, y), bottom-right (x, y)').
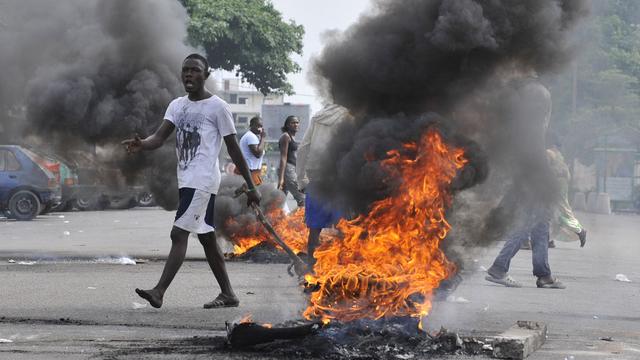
top-left (492, 321), bottom-right (547, 359)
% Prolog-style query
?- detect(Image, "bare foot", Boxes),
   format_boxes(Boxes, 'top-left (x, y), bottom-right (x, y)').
top-left (135, 288), bottom-right (163, 308)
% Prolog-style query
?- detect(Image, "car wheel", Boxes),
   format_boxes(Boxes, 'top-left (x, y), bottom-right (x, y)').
top-left (75, 195), bottom-right (97, 211)
top-left (137, 191), bottom-right (155, 207)
top-left (8, 190), bottom-right (41, 221)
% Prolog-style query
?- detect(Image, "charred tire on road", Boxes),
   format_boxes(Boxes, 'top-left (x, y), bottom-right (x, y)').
top-left (8, 190), bottom-right (41, 221)
top-left (74, 195), bottom-right (106, 211)
top-left (136, 191), bottom-right (155, 207)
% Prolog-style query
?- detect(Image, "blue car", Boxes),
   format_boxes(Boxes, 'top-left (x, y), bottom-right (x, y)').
top-left (0, 145), bottom-right (62, 220)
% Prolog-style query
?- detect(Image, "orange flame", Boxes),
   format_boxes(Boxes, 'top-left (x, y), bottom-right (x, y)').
top-left (303, 129), bottom-right (466, 324)
top-left (229, 207), bottom-right (309, 255)
top-left (239, 314), bottom-right (253, 323)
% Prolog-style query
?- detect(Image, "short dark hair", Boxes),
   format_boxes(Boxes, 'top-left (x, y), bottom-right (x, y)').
top-left (250, 116), bottom-right (261, 127)
top-left (184, 53), bottom-right (210, 74)
top-left (281, 115), bottom-right (298, 133)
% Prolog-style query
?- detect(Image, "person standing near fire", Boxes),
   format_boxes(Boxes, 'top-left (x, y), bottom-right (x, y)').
top-left (485, 74), bottom-right (565, 289)
top-left (122, 53), bottom-right (261, 309)
top-left (277, 115), bottom-right (305, 207)
top-left (297, 104), bottom-right (353, 266)
top-left (546, 132), bottom-right (587, 247)
top-left (238, 116), bottom-right (266, 186)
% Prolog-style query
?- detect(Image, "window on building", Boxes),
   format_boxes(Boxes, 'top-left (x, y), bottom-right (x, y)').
top-left (237, 116), bottom-right (249, 125)
top-left (229, 94), bottom-right (238, 104)
top-left (238, 97), bottom-right (248, 105)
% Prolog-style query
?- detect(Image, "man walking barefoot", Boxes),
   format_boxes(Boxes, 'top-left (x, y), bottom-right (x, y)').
top-left (122, 54), bottom-right (261, 309)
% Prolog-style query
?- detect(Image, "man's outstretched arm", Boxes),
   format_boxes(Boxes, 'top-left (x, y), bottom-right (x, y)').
top-left (122, 120), bottom-right (175, 153)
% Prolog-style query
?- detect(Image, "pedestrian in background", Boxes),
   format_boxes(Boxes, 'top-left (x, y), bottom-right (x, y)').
top-left (277, 115), bottom-right (305, 207)
top-left (546, 133), bottom-right (587, 247)
top-left (238, 116), bottom-right (266, 186)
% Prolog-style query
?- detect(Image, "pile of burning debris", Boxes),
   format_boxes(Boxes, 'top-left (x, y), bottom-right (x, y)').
top-left (223, 316), bottom-right (495, 360)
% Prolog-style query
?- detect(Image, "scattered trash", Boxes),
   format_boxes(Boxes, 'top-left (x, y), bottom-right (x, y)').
top-left (7, 259), bottom-right (15, 263)
top-left (479, 265), bottom-right (487, 271)
top-left (482, 344), bottom-right (493, 351)
top-left (95, 257), bottom-right (136, 265)
top-left (564, 356), bottom-right (575, 360)
top-left (63, 220), bottom-right (70, 224)
top-left (87, 287), bottom-right (97, 290)
top-left (615, 274), bottom-right (631, 282)
top-left (132, 302), bottom-right (147, 309)
top-left (482, 304), bottom-right (489, 311)
top-left (63, 231), bottom-right (71, 236)
top-left (246, 291), bottom-right (255, 295)
top-left (58, 215), bottom-right (65, 219)
top-left (600, 337), bottom-right (613, 342)
top-left (78, 230), bottom-right (84, 233)
top-left (133, 258), bottom-right (148, 264)
top-left (0, 338), bottom-right (13, 343)
top-left (114, 220), bottom-right (120, 223)
top-left (446, 295), bottom-right (470, 303)
top-left (17, 261), bottom-right (36, 265)
top-left (593, 315), bottom-right (599, 319)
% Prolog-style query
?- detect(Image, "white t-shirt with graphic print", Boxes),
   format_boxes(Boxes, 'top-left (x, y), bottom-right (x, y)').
top-left (164, 95), bottom-right (236, 194)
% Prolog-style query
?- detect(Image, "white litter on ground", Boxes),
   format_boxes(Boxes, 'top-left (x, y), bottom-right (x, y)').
top-left (17, 261), bottom-right (36, 265)
top-left (615, 274), bottom-right (631, 282)
top-left (95, 257), bottom-right (136, 265)
top-left (132, 302), bottom-right (147, 309)
top-left (446, 295), bottom-right (470, 303)
top-left (63, 220), bottom-right (70, 224)
top-left (0, 339), bottom-right (13, 343)
top-left (7, 259), bottom-right (15, 263)
top-left (87, 287), bottom-right (97, 290)
top-left (58, 215), bottom-right (65, 219)
top-left (63, 231), bottom-right (71, 236)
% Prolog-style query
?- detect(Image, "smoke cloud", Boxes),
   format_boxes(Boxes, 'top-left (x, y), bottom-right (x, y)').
top-left (0, 0), bottom-right (193, 209)
top-left (311, 0), bottom-right (589, 262)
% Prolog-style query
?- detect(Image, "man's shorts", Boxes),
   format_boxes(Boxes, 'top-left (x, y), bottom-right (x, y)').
top-left (174, 188), bottom-right (215, 234)
top-left (305, 191), bottom-right (342, 229)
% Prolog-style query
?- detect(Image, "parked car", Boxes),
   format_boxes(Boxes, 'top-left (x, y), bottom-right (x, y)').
top-left (0, 145), bottom-right (61, 220)
top-left (22, 148), bottom-right (79, 213)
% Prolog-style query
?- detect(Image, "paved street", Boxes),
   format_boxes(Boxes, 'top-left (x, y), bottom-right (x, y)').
top-left (0, 208), bottom-right (639, 359)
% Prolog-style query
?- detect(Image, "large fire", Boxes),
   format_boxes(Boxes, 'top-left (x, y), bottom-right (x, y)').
top-left (228, 207), bottom-right (309, 255)
top-left (303, 128), bottom-right (466, 325)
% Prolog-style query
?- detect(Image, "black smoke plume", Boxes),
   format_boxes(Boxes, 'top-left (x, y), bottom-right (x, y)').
top-left (311, 0), bottom-right (589, 254)
top-left (0, 0), bottom-right (192, 209)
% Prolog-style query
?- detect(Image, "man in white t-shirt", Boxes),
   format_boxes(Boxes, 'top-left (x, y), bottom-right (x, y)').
top-left (122, 54), bottom-right (261, 309)
top-left (238, 116), bottom-right (266, 185)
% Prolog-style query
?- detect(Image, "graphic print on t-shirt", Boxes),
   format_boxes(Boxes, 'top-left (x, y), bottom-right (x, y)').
top-left (175, 106), bottom-right (205, 170)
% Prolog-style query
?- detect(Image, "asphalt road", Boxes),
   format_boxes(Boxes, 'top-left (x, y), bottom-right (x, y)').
top-left (0, 208), bottom-right (639, 359)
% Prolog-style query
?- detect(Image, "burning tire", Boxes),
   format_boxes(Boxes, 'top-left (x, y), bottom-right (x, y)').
top-left (136, 191), bottom-right (155, 207)
top-left (74, 194), bottom-right (106, 211)
top-left (8, 190), bottom-right (41, 221)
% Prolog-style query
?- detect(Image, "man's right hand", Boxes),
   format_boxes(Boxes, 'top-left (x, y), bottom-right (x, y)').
top-left (121, 134), bottom-right (143, 154)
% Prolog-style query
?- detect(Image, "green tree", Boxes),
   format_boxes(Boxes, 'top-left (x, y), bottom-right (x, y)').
top-left (181, 0), bottom-right (304, 95)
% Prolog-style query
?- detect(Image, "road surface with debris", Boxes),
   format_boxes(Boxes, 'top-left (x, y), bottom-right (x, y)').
top-left (0, 209), bottom-right (638, 359)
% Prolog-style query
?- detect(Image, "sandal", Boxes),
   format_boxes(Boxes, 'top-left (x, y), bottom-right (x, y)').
top-left (485, 274), bottom-right (522, 288)
top-left (536, 277), bottom-right (566, 289)
top-left (203, 293), bottom-right (239, 309)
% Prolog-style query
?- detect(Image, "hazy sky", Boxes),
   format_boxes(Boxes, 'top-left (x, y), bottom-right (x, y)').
top-left (269, 0), bottom-right (373, 113)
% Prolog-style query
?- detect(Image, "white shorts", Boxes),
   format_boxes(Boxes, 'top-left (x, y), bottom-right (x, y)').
top-left (173, 188), bottom-right (215, 234)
